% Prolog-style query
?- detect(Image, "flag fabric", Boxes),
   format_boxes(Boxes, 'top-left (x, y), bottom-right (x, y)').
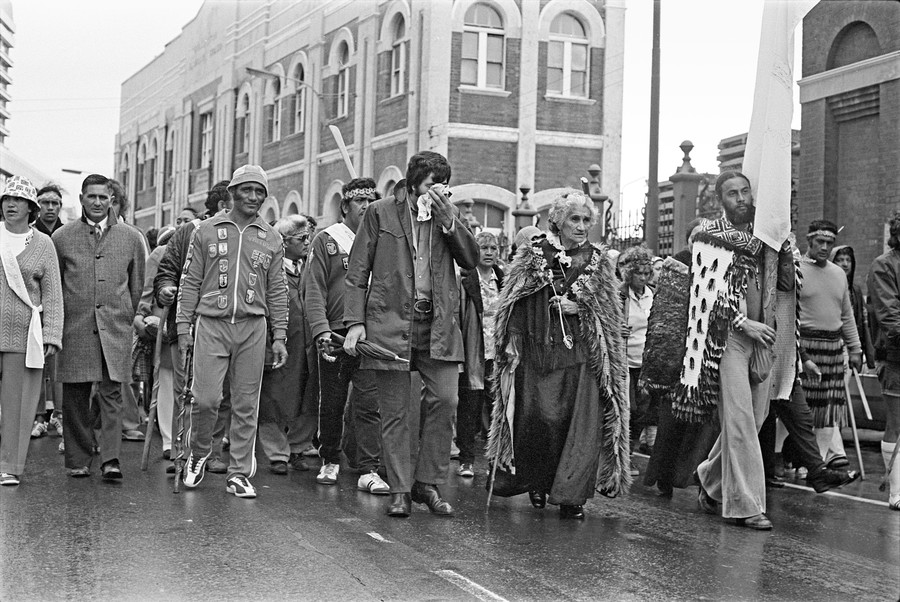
top-left (745, 0), bottom-right (816, 251)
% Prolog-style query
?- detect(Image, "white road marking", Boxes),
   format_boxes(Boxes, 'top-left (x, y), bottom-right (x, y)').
top-left (782, 482), bottom-right (890, 507)
top-left (366, 532), bottom-right (391, 543)
top-left (433, 569), bottom-right (508, 602)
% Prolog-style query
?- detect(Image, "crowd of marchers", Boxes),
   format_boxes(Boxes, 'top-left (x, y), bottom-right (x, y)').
top-left (0, 158), bottom-right (897, 527)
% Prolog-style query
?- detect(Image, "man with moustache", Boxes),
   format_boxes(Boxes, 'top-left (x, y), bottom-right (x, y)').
top-left (678, 171), bottom-right (776, 530)
top-left (305, 178), bottom-right (387, 493)
top-left (176, 165), bottom-right (288, 498)
top-left (53, 174), bottom-right (146, 479)
top-left (344, 152), bottom-right (479, 517)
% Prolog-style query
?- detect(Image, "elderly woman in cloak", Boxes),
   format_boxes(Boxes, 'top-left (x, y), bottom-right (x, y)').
top-left (485, 191), bottom-right (629, 519)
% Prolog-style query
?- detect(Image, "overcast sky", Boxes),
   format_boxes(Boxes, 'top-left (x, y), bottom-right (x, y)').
top-left (5, 0), bottom-right (801, 215)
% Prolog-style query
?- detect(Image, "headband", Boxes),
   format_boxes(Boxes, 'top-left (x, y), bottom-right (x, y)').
top-left (806, 229), bottom-right (836, 240)
top-left (345, 188), bottom-right (376, 200)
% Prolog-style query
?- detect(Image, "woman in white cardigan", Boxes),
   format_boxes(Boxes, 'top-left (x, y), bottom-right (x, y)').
top-left (0, 175), bottom-right (64, 486)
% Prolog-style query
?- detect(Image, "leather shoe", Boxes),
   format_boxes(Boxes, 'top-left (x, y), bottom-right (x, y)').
top-left (411, 482), bottom-right (454, 516)
top-left (68, 467), bottom-right (90, 478)
top-left (528, 490), bottom-right (547, 508)
top-left (807, 467), bottom-right (859, 493)
top-left (827, 456), bottom-right (849, 469)
top-left (698, 485), bottom-right (719, 515)
top-left (765, 476), bottom-right (785, 489)
top-left (387, 493), bottom-right (411, 517)
top-left (736, 513), bottom-right (773, 530)
top-left (559, 504), bottom-right (585, 519)
top-left (101, 461), bottom-right (123, 480)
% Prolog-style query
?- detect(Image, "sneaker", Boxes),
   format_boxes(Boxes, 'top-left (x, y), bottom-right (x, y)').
top-left (122, 429), bottom-right (145, 441)
top-left (300, 445), bottom-right (319, 457)
top-left (316, 462), bottom-right (340, 485)
top-left (182, 451), bottom-right (211, 488)
top-left (889, 494), bottom-right (900, 511)
top-left (269, 461), bottom-right (288, 475)
top-left (0, 473), bottom-right (20, 486)
top-left (456, 463), bottom-right (475, 478)
top-left (288, 453), bottom-right (310, 471)
top-left (450, 442), bottom-right (461, 460)
top-left (58, 440), bottom-right (65, 454)
top-left (226, 474), bottom-right (257, 498)
top-left (807, 467), bottom-right (860, 493)
top-left (357, 471), bottom-right (390, 495)
top-left (49, 415), bottom-right (64, 437)
top-left (206, 458), bottom-right (228, 474)
top-left (221, 436), bottom-right (231, 451)
top-left (796, 466), bottom-right (808, 479)
top-left (30, 421), bottom-right (48, 438)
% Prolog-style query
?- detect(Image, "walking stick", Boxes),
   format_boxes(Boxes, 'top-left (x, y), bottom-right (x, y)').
top-left (141, 308), bottom-right (168, 471)
top-left (844, 376), bottom-right (866, 480)
top-left (486, 459), bottom-right (498, 509)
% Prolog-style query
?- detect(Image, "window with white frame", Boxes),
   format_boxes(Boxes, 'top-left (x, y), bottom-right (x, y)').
top-left (547, 13), bottom-right (589, 98)
top-left (264, 79), bottom-right (282, 143)
top-left (164, 130), bottom-right (174, 180)
top-left (136, 142), bottom-right (146, 191)
top-left (461, 4), bottom-right (505, 89)
top-left (120, 154), bottom-right (130, 192)
top-left (336, 42), bottom-right (350, 117)
top-left (148, 139), bottom-right (157, 188)
top-left (390, 15), bottom-right (407, 97)
top-left (293, 65), bottom-right (306, 134)
top-left (236, 93), bottom-right (250, 154)
top-left (200, 112), bottom-right (213, 168)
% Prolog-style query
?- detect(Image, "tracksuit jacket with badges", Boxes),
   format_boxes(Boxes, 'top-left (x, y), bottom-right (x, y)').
top-left (176, 213), bottom-right (289, 340)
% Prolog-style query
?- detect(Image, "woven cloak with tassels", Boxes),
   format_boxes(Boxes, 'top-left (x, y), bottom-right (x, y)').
top-left (484, 239), bottom-right (631, 497)
top-left (673, 227), bottom-right (761, 423)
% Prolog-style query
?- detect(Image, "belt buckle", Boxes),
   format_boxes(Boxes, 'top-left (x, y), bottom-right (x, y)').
top-left (414, 299), bottom-right (433, 313)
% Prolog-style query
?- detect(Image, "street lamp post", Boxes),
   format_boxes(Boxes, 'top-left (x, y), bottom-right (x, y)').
top-left (582, 163), bottom-right (610, 243)
top-left (511, 186), bottom-right (537, 232)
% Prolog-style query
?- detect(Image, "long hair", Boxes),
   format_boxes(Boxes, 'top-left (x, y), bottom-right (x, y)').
top-left (406, 151), bottom-right (451, 193)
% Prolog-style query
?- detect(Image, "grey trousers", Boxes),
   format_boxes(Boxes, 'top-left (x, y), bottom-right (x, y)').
top-left (0, 353), bottom-right (43, 475)
top-left (698, 331), bottom-right (769, 519)
top-left (188, 316), bottom-right (265, 479)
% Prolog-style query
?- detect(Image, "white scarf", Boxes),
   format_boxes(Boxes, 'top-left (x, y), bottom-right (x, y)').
top-left (0, 226), bottom-right (44, 368)
top-left (324, 222), bottom-right (356, 254)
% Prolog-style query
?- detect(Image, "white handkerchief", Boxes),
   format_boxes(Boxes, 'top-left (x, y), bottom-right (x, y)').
top-left (416, 194), bottom-right (433, 222)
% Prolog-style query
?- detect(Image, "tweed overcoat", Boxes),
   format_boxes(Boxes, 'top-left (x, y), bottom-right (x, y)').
top-left (344, 181), bottom-right (479, 370)
top-left (52, 211), bottom-right (146, 382)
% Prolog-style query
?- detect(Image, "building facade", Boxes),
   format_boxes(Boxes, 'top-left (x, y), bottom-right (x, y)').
top-left (115, 0), bottom-right (625, 235)
top-left (798, 0), bottom-right (900, 292)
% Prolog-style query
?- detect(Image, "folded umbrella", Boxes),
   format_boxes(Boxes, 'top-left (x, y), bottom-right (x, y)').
top-left (328, 332), bottom-right (409, 364)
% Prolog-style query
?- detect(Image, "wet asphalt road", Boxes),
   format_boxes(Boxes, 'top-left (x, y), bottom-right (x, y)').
top-left (1, 433), bottom-right (898, 601)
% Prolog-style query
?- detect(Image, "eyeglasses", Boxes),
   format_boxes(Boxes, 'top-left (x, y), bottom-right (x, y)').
top-left (284, 233), bottom-right (310, 243)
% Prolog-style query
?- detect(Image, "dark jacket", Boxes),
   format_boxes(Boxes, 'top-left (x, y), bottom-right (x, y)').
top-left (867, 248), bottom-right (900, 364)
top-left (344, 180), bottom-right (479, 370)
top-left (459, 265), bottom-right (504, 390)
top-left (153, 219), bottom-right (202, 342)
top-left (35, 217), bottom-right (64, 237)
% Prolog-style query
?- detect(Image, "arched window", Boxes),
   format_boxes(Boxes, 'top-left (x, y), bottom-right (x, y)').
top-left (264, 79), bottom-right (282, 143)
top-left (293, 64), bottom-right (306, 135)
top-left (147, 138), bottom-right (157, 188)
top-left (136, 142), bottom-right (147, 191)
top-left (120, 153), bottom-right (130, 192)
top-left (461, 3), bottom-right (505, 89)
top-left (547, 13), bottom-right (588, 98)
top-left (336, 42), bottom-right (350, 117)
top-left (235, 93), bottom-right (250, 153)
top-left (382, 179), bottom-right (396, 199)
top-left (390, 15), bottom-right (407, 97)
top-left (164, 129), bottom-right (175, 180)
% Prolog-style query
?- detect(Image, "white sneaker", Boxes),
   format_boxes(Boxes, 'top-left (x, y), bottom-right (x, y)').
top-left (317, 463), bottom-right (340, 485)
top-left (357, 471), bottom-right (390, 495)
top-left (49, 415), bottom-right (64, 437)
top-left (30, 421), bottom-right (47, 438)
top-left (58, 440), bottom-right (65, 454)
top-left (456, 463), bottom-right (475, 478)
top-left (226, 474), bottom-right (257, 498)
top-left (182, 451), bottom-right (211, 488)
top-left (889, 494), bottom-right (900, 511)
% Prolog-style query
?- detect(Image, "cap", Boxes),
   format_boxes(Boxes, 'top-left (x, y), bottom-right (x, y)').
top-left (228, 164), bottom-right (269, 196)
top-left (156, 225), bottom-right (177, 247)
top-left (1, 175), bottom-right (39, 210)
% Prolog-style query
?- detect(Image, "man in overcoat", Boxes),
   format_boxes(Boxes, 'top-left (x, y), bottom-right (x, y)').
top-left (344, 151), bottom-right (478, 517)
top-left (53, 174), bottom-right (146, 479)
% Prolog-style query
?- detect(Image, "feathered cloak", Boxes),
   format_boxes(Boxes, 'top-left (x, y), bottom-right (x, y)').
top-left (485, 240), bottom-right (631, 498)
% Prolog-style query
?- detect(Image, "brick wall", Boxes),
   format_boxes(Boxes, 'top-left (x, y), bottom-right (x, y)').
top-left (803, 1), bottom-right (900, 77)
top-left (267, 172), bottom-right (303, 206)
top-left (534, 145), bottom-right (602, 192)
top-left (448, 138), bottom-right (517, 191)
top-left (373, 143), bottom-right (408, 183)
top-left (261, 132), bottom-right (305, 171)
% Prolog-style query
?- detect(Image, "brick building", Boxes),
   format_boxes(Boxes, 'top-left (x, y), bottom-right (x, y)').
top-left (798, 0), bottom-right (900, 292)
top-left (115, 0), bottom-right (626, 236)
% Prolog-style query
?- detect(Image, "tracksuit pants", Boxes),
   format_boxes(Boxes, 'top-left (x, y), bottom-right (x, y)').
top-left (188, 316), bottom-right (265, 479)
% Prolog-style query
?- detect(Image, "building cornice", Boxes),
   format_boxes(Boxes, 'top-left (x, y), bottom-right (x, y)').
top-left (799, 50), bottom-right (900, 103)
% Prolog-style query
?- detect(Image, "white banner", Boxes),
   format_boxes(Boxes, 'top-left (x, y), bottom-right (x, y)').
top-left (745, 0), bottom-right (816, 250)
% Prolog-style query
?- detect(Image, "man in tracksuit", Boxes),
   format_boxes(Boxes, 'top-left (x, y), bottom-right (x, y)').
top-left (305, 177), bottom-right (387, 494)
top-left (176, 165), bottom-right (289, 498)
